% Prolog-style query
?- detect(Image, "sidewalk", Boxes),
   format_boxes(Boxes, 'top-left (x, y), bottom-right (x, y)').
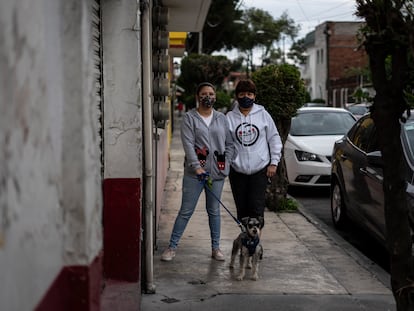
top-left (141, 112), bottom-right (396, 311)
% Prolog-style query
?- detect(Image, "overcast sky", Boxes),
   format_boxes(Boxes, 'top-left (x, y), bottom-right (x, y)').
top-left (214, 0), bottom-right (363, 63)
top-left (241, 0), bottom-right (363, 39)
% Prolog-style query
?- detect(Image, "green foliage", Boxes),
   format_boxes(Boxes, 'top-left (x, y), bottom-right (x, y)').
top-left (274, 197), bottom-right (298, 212)
top-left (287, 38), bottom-right (306, 65)
top-left (356, 0), bottom-right (414, 114)
top-left (253, 63), bottom-right (306, 206)
top-left (186, 0), bottom-right (244, 54)
top-left (185, 0), bottom-right (301, 65)
top-left (215, 90), bottom-right (232, 110)
top-left (177, 54), bottom-right (232, 109)
top-left (352, 87), bottom-right (373, 103)
top-left (252, 63), bottom-right (307, 120)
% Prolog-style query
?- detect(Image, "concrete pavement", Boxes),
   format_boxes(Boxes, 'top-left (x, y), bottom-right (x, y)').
top-left (140, 112), bottom-right (395, 311)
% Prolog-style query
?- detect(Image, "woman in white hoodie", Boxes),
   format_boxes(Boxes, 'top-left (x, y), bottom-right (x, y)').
top-left (227, 79), bottom-right (282, 224)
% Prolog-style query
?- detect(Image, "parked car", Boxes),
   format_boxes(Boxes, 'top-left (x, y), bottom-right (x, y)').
top-left (345, 103), bottom-right (371, 119)
top-left (302, 102), bottom-right (326, 107)
top-left (284, 107), bottom-right (357, 187)
top-left (330, 112), bottom-right (414, 246)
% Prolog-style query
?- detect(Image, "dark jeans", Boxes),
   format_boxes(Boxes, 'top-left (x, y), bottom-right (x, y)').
top-left (229, 166), bottom-right (268, 223)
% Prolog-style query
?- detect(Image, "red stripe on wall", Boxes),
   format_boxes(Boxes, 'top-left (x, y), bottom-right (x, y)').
top-left (103, 178), bottom-right (141, 282)
top-left (35, 253), bottom-right (102, 311)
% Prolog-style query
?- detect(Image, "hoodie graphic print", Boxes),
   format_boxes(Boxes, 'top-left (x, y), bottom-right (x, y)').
top-left (227, 103), bottom-right (282, 175)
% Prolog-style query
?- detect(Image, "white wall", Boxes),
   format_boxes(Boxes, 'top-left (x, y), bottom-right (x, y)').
top-left (0, 1), bottom-right (102, 310)
top-left (314, 23), bottom-right (328, 102)
top-left (102, 0), bottom-right (143, 179)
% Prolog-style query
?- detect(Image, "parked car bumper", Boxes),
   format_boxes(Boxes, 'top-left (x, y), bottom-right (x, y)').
top-left (285, 151), bottom-right (331, 186)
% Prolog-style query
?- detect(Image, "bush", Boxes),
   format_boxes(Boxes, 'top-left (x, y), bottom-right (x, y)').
top-left (274, 197), bottom-right (298, 212)
top-left (215, 90), bottom-right (232, 111)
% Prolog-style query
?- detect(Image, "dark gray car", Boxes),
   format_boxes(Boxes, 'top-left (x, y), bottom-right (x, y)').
top-left (330, 112), bottom-right (414, 245)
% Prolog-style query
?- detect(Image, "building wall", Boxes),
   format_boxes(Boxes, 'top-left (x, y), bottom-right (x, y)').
top-left (304, 21), bottom-right (368, 106)
top-left (101, 0), bottom-right (143, 287)
top-left (102, 0), bottom-right (143, 179)
top-left (314, 24), bottom-right (328, 102)
top-left (0, 1), bottom-right (103, 310)
top-left (329, 22), bottom-right (368, 106)
top-left (1, 0), bottom-right (210, 309)
top-left (329, 22), bottom-right (366, 81)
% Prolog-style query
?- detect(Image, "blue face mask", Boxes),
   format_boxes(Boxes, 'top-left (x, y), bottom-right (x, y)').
top-left (238, 96), bottom-right (254, 108)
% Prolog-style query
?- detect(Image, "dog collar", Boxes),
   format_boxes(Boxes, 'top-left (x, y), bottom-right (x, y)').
top-left (242, 235), bottom-right (260, 256)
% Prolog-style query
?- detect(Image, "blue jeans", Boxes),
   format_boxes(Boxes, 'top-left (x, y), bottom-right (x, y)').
top-left (168, 174), bottom-right (225, 250)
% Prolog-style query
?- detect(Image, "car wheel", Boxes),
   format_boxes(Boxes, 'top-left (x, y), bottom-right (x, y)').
top-left (331, 181), bottom-right (347, 228)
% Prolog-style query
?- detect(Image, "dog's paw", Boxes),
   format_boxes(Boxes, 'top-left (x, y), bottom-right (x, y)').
top-left (251, 275), bottom-right (259, 281)
top-left (236, 275), bottom-right (244, 281)
top-left (247, 257), bottom-right (252, 269)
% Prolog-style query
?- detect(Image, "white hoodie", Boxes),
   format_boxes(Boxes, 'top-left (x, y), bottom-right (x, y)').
top-left (227, 103), bottom-right (282, 175)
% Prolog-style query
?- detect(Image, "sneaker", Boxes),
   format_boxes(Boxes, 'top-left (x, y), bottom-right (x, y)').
top-left (161, 247), bottom-right (176, 261)
top-left (211, 249), bottom-right (225, 261)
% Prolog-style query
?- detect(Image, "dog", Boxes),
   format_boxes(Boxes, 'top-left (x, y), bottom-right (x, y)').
top-left (229, 216), bottom-right (264, 281)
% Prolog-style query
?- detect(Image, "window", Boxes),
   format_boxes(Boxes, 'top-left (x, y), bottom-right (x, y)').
top-left (349, 117), bottom-right (378, 152)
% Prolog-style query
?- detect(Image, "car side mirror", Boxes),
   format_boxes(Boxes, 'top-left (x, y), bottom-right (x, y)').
top-left (367, 150), bottom-right (383, 167)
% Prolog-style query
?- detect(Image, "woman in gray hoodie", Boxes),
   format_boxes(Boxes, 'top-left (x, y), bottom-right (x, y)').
top-left (161, 82), bottom-right (234, 262)
top-left (227, 79), bottom-right (282, 224)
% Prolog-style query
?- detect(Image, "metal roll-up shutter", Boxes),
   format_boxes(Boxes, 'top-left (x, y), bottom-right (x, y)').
top-left (91, 0), bottom-right (104, 177)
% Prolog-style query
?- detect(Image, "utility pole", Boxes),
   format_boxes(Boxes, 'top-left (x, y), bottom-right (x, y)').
top-left (323, 23), bottom-right (331, 106)
top-left (198, 31), bottom-right (203, 54)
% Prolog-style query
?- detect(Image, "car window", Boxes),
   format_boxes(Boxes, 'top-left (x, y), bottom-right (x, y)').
top-left (347, 105), bottom-right (369, 115)
top-left (402, 121), bottom-right (414, 166)
top-left (290, 111), bottom-right (356, 136)
top-left (349, 117), bottom-right (378, 152)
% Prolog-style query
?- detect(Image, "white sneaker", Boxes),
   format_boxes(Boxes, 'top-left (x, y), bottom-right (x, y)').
top-left (161, 247), bottom-right (176, 261)
top-left (212, 249), bottom-right (225, 261)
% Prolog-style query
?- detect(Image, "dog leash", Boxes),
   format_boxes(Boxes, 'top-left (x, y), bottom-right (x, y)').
top-left (197, 172), bottom-right (245, 233)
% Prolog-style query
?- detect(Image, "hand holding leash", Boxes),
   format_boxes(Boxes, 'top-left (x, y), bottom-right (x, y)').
top-left (197, 172), bottom-right (213, 189)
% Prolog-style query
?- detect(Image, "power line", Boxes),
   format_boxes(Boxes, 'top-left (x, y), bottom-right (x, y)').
top-left (296, 0), bottom-right (310, 22)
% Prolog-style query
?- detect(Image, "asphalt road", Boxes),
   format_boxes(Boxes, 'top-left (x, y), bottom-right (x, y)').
top-left (288, 186), bottom-right (391, 273)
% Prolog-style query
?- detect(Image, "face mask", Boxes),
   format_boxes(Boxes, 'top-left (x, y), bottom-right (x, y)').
top-left (200, 96), bottom-right (214, 108)
top-left (238, 96), bottom-right (254, 109)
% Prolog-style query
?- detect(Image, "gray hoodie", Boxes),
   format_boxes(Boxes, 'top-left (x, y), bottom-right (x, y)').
top-left (181, 109), bottom-right (235, 180)
top-left (227, 103), bottom-right (282, 175)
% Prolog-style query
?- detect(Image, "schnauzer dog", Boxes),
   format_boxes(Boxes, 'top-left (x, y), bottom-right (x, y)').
top-left (230, 216), bottom-right (264, 281)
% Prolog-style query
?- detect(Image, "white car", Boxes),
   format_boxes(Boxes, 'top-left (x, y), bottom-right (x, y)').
top-left (284, 107), bottom-right (357, 187)
top-left (345, 103), bottom-right (371, 119)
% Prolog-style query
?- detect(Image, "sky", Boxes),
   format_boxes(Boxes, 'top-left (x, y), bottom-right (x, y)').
top-left (241, 0), bottom-right (362, 39)
top-left (216, 0), bottom-right (363, 63)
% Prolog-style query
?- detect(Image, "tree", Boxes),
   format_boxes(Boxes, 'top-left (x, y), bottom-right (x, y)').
top-left (186, 0), bottom-right (245, 54)
top-left (355, 1), bottom-right (414, 309)
top-left (185, 1), bottom-right (300, 66)
top-left (235, 9), bottom-right (300, 73)
top-left (251, 64), bottom-right (306, 210)
top-left (176, 54), bottom-right (233, 109)
top-left (288, 38), bottom-right (307, 65)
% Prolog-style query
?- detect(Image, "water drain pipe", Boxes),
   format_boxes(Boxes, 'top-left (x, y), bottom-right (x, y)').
top-left (141, 0), bottom-right (155, 293)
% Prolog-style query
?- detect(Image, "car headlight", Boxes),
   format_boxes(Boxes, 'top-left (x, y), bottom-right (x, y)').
top-left (294, 150), bottom-right (322, 162)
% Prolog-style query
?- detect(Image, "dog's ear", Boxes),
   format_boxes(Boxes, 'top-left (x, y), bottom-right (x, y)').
top-left (258, 216), bottom-right (264, 228)
top-left (241, 217), bottom-right (249, 226)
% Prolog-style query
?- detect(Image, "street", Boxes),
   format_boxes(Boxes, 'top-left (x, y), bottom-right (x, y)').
top-left (288, 186), bottom-right (390, 273)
